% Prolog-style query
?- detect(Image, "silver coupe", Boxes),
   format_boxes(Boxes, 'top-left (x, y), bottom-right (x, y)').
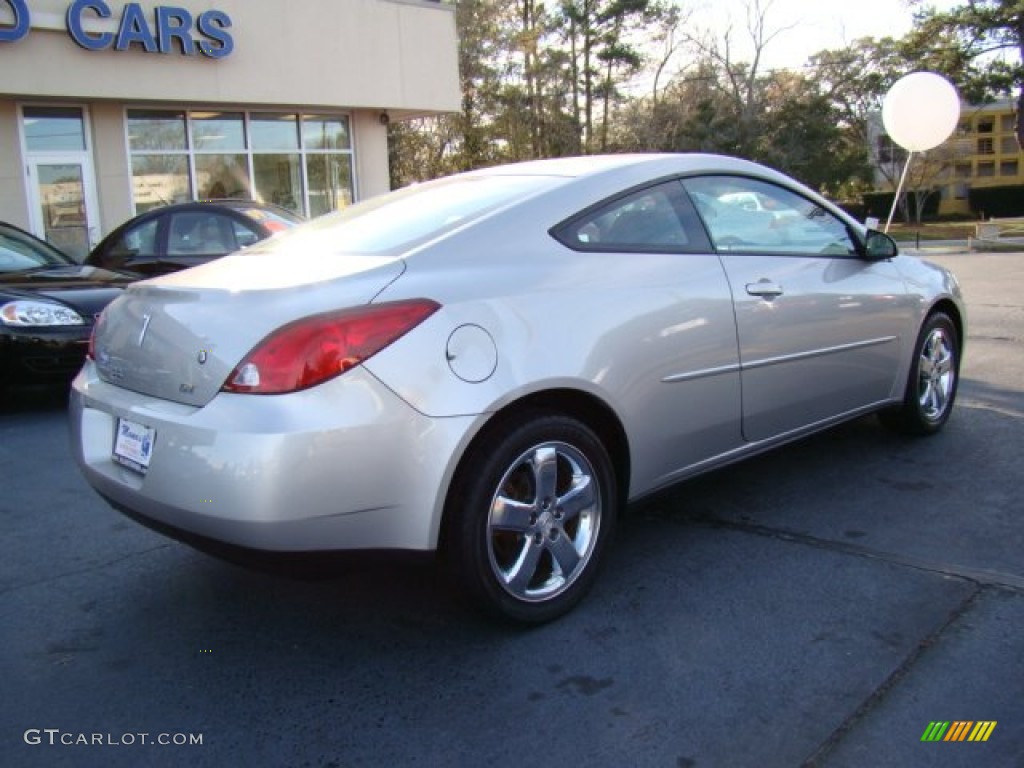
top-left (70, 154), bottom-right (965, 623)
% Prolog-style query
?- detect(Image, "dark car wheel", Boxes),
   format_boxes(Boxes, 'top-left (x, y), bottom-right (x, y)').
top-left (881, 311), bottom-right (960, 435)
top-left (445, 412), bottom-right (617, 624)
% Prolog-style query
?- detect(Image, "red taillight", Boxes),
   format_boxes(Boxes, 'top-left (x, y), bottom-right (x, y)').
top-left (222, 299), bottom-right (440, 395)
top-left (87, 311), bottom-right (105, 360)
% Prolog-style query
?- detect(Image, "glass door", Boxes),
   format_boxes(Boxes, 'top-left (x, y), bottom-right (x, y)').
top-left (21, 106), bottom-right (101, 262)
top-left (27, 158), bottom-right (100, 262)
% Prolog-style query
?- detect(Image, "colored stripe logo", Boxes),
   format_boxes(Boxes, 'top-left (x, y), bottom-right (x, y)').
top-left (921, 721), bottom-right (997, 742)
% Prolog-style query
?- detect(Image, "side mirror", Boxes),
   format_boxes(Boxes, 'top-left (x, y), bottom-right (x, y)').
top-left (863, 229), bottom-right (898, 261)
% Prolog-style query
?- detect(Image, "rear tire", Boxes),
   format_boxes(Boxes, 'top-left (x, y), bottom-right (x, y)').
top-left (880, 312), bottom-right (960, 436)
top-left (444, 411), bottom-right (617, 625)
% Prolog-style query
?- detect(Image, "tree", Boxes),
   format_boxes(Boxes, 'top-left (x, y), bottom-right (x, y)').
top-left (558, 0), bottom-right (667, 152)
top-left (672, 0), bottom-right (795, 158)
top-left (387, 116), bottom-right (461, 188)
top-left (452, 0), bottom-right (507, 170)
top-left (756, 72), bottom-right (871, 197)
top-left (905, 0), bottom-right (1024, 146)
top-left (608, 61), bottom-right (728, 153)
top-left (388, 0), bottom-right (507, 186)
top-left (506, 1), bottom-right (581, 158)
top-left (807, 37), bottom-right (913, 201)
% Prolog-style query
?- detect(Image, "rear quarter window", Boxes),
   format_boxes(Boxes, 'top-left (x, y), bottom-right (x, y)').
top-left (553, 179), bottom-right (711, 253)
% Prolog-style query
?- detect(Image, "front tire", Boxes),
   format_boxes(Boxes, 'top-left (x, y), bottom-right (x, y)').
top-left (445, 412), bottom-right (617, 624)
top-left (881, 311), bottom-right (960, 435)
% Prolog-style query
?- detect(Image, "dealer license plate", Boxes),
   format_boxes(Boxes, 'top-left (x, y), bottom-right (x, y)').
top-left (113, 417), bottom-right (156, 473)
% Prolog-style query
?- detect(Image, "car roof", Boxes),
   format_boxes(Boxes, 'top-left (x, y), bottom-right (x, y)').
top-left (137, 199), bottom-right (299, 216)
top-left (462, 153), bottom-right (773, 181)
top-left (108, 199), bottom-right (300, 224)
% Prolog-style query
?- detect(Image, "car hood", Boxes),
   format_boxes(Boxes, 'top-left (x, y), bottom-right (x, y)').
top-left (91, 250), bottom-right (405, 407)
top-left (1, 265), bottom-right (132, 318)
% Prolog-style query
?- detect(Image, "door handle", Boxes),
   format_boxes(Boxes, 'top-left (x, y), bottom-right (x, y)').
top-left (745, 279), bottom-right (784, 299)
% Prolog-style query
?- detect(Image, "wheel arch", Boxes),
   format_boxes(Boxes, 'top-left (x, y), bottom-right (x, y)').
top-left (437, 387), bottom-right (631, 552)
top-left (930, 298), bottom-right (965, 352)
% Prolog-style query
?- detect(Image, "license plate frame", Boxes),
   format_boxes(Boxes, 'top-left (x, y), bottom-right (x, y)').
top-left (112, 417), bottom-right (156, 474)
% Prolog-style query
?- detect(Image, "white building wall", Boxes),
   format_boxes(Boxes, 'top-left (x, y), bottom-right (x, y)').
top-left (0, 102), bottom-right (30, 228)
top-left (0, 0), bottom-right (458, 235)
top-left (0, 0), bottom-right (459, 115)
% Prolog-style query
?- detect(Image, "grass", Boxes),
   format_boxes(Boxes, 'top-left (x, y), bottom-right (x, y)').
top-left (885, 222), bottom-right (976, 242)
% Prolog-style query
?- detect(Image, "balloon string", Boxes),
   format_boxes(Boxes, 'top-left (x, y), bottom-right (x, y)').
top-left (884, 152), bottom-right (914, 234)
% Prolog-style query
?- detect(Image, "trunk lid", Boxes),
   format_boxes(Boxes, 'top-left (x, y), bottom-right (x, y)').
top-left (91, 250), bottom-right (404, 406)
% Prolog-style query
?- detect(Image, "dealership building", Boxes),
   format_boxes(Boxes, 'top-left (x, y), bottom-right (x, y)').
top-left (0, 0), bottom-right (460, 259)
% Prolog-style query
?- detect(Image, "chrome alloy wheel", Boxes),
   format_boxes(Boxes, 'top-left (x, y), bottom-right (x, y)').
top-left (486, 442), bottom-right (601, 603)
top-left (917, 325), bottom-right (956, 422)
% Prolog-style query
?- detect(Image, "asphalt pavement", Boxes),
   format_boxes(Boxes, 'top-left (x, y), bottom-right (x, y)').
top-left (1, 250), bottom-right (1021, 767)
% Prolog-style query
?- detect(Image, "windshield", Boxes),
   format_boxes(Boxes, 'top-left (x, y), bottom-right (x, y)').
top-left (244, 174), bottom-right (561, 257)
top-left (0, 224), bottom-right (73, 273)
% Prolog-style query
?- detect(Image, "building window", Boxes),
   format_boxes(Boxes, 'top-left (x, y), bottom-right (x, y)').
top-left (954, 183), bottom-right (969, 200)
top-left (251, 113), bottom-right (303, 212)
top-left (977, 118), bottom-right (994, 133)
top-left (192, 111), bottom-right (249, 199)
top-left (24, 106), bottom-right (87, 151)
top-left (1001, 136), bottom-right (1019, 154)
top-left (977, 162), bottom-right (995, 177)
top-left (302, 115), bottom-right (354, 217)
top-left (126, 108), bottom-right (354, 217)
top-left (1000, 160), bottom-right (1018, 176)
top-left (1001, 114), bottom-right (1016, 133)
top-left (977, 137), bottom-right (995, 155)
top-left (955, 163), bottom-right (972, 179)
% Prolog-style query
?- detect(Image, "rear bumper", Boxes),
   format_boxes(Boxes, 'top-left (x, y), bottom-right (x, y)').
top-left (70, 361), bottom-right (475, 552)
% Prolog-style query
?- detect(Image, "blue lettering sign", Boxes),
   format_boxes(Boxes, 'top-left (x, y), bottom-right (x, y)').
top-left (156, 6), bottom-right (193, 55)
top-left (114, 3), bottom-right (157, 52)
top-left (8, 0), bottom-right (233, 56)
top-left (0, 0), bottom-right (31, 43)
top-left (196, 10), bottom-right (232, 59)
top-left (66, 0), bottom-right (114, 51)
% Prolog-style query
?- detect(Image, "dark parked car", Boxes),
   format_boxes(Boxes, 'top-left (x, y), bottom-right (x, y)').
top-left (1, 221), bottom-right (132, 391)
top-left (85, 200), bottom-right (303, 277)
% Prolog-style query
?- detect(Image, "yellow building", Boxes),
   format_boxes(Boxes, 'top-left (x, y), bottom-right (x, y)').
top-left (874, 99), bottom-right (1024, 218)
top-left (939, 99), bottom-right (1022, 216)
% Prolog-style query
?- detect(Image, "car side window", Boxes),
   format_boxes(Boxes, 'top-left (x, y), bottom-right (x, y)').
top-left (553, 180), bottom-right (710, 253)
top-left (168, 213), bottom-right (238, 256)
top-left (230, 219), bottom-right (262, 248)
top-left (106, 218), bottom-right (159, 260)
top-left (683, 176), bottom-right (858, 257)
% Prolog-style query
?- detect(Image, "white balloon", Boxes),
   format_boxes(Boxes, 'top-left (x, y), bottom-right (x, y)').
top-left (882, 72), bottom-right (961, 152)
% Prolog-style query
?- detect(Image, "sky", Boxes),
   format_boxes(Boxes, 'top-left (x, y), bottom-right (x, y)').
top-left (685, 0), bottom-right (963, 73)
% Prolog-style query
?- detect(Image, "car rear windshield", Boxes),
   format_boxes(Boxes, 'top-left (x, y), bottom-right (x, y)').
top-left (246, 175), bottom-right (560, 256)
